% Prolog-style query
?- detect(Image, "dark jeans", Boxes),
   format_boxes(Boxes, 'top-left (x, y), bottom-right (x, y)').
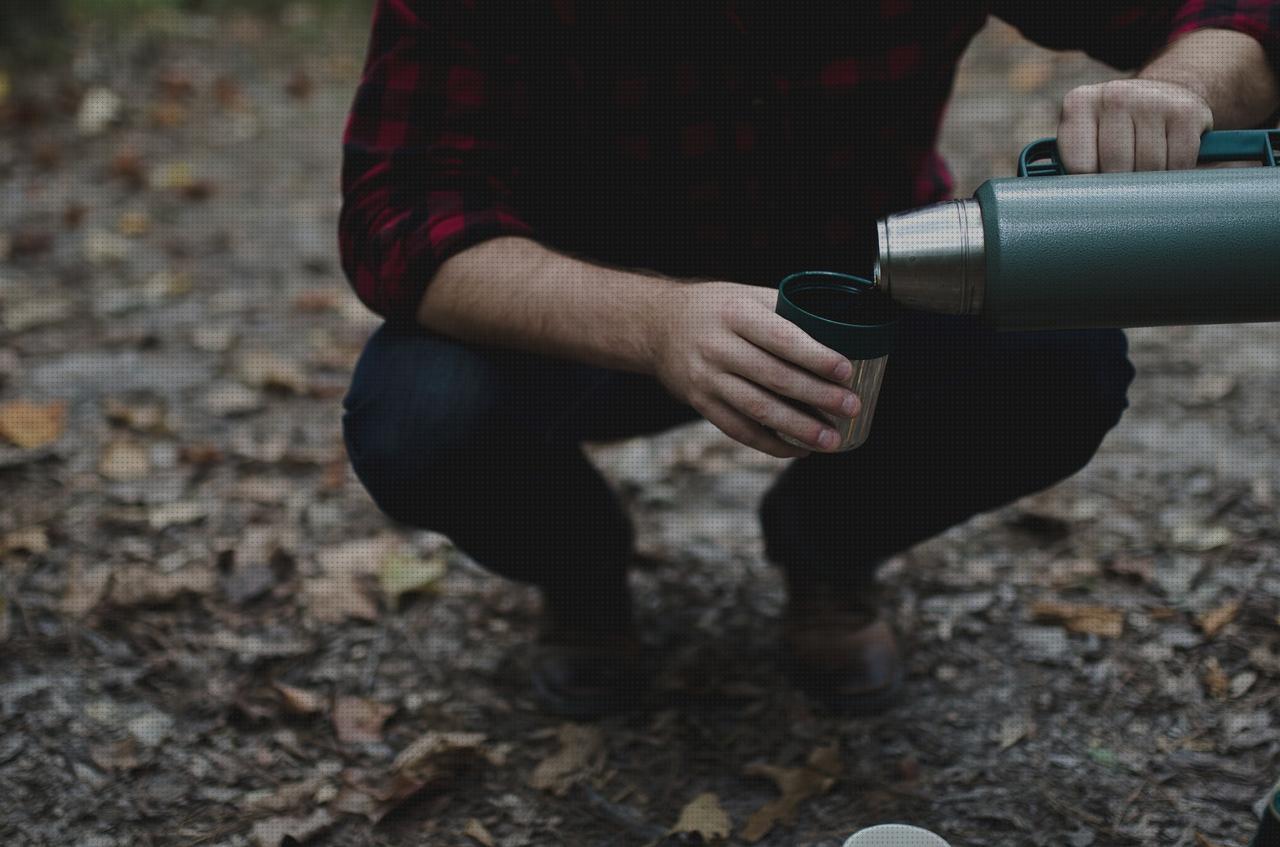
top-left (342, 312), bottom-right (1134, 625)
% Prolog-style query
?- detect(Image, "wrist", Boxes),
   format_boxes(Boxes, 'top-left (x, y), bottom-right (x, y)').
top-left (637, 279), bottom-right (683, 375)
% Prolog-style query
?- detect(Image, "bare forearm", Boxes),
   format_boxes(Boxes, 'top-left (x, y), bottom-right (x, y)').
top-left (415, 237), bottom-right (675, 373)
top-left (1140, 28), bottom-right (1279, 129)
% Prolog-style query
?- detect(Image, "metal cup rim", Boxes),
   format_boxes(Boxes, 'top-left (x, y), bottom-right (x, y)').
top-left (778, 271), bottom-right (899, 330)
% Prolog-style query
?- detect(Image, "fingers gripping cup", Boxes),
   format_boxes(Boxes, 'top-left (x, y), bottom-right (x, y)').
top-left (775, 272), bottom-right (898, 451)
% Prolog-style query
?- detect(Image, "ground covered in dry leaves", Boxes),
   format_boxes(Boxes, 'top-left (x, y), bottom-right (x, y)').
top-left (1, 8), bottom-right (1277, 847)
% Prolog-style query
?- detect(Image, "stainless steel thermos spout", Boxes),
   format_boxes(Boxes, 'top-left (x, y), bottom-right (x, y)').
top-left (874, 130), bottom-right (1280, 330)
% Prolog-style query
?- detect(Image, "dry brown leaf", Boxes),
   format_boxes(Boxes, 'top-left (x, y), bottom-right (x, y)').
top-left (1195, 833), bottom-right (1227, 847)
top-left (61, 564), bottom-right (112, 617)
top-left (998, 715), bottom-right (1035, 750)
top-left (317, 534), bottom-right (401, 578)
top-left (243, 775), bottom-right (329, 813)
top-left (740, 745), bottom-right (841, 843)
top-left (463, 818), bottom-right (496, 847)
top-left (332, 696), bottom-right (395, 744)
top-left (672, 792), bottom-right (732, 842)
top-left (273, 683), bottom-right (325, 715)
top-left (529, 723), bottom-right (605, 796)
top-left (302, 575), bottom-right (378, 623)
top-left (1030, 600), bottom-right (1124, 638)
top-left (250, 808), bottom-right (334, 847)
top-left (379, 551), bottom-right (446, 609)
top-left (1108, 556), bottom-right (1155, 583)
top-left (1196, 599), bottom-right (1241, 638)
top-left (337, 732), bottom-right (493, 823)
top-left (238, 350), bottom-right (310, 394)
top-left (1203, 658), bottom-right (1230, 700)
top-left (2, 526), bottom-right (49, 555)
top-left (102, 397), bottom-right (168, 432)
top-left (108, 565), bottom-right (215, 607)
top-left (99, 440), bottom-right (151, 481)
top-left (0, 400), bottom-right (66, 449)
top-left (89, 737), bottom-right (141, 773)
top-left (148, 500), bottom-right (207, 530)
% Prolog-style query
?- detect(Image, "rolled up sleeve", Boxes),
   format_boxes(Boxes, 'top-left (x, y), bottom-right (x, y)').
top-left (339, 0), bottom-right (535, 323)
top-left (1167, 0), bottom-right (1280, 78)
top-left (993, 1), bottom-right (1280, 73)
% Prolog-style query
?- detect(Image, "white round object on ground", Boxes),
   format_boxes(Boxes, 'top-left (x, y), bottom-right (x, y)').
top-left (843, 824), bottom-right (952, 847)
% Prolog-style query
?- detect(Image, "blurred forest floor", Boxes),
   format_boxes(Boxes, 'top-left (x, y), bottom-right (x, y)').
top-left (1, 5), bottom-right (1278, 846)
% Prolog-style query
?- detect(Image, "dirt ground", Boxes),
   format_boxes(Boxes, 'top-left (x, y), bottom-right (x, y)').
top-left (1, 8), bottom-right (1277, 847)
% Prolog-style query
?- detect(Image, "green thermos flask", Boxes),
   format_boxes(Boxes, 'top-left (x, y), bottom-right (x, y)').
top-left (873, 130), bottom-right (1280, 330)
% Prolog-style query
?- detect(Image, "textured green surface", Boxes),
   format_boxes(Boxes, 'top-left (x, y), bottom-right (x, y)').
top-left (976, 168), bottom-right (1280, 330)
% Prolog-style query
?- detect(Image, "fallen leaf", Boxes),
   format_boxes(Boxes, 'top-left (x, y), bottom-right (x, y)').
top-left (1171, 523), bottom-right (1233, 552)
top-left (1030, 600), bottom-right (1124, 638)
top-left (673, 792), bottom-right (732, 842)
top-left (2, 526), bottom-right (49, 555)
top-left (0, 400), bottom-right (66, 449)
top-left (740, 745), bottom-right (841, 843)
top-left (3, 298), bottom-right (72, 333)
top-left (103, 397), bottom-right (168, 432)
top-left (83, 228), bottom-right (132, 264)
top-left (318, 534), bottom-right (404, 577)
top-left (148, 500), bottom-right (207, 530)
top-left (149, 100), bottom-right (187, 128)
top-left (1108, 556), bottom-right (1155, 583)
top-left (273, 682), bottom-right (325, 716)
top-left (998, 715), bottom-right (1035, 750)
top-left (1186, 374), bottom-right (1236, 406)
top-left (529, 723), bottom-right (605, 796)
top-left (108, 565), bottom-right (215, 607)
top-left (243, 775), bottom-right (330, 813)
top-left (1203, 658), bottom-right (1230, 700)
top-left (250, 809), bottom-right (333, 847)
top-left (302, 574), bottom-right (378, 623)
top-left (286, 69), bottom-right (313, 99)
top-left (1230, 671), bottom-right (1257, 698)
top-left (149, 161), bottom-right (195, 191)
top-left (117, 210), bottom-right (151, 237)
top-left (1196, 599), bottom-right (1241, 638)
top-left (332, 696), bottom-right (395, 744)
top-left (338, 732), bottom-right (493, 822)
top-left (89, 737), bottom-right (141, 773)
top-left (238, 350), bottom-right (310, 394)
top-left (463, 818), bottom-right (495, 847)
top-left (99, 440), bottom-right (151, 481)
top-left (77, 87), bottom-right (122, 136)
top-left (1195, 832), bottom-right (1227, 847)
top-left (379, 551), bottom-right (446, 609)
top-left (61, 563), bottom-right (112, 617)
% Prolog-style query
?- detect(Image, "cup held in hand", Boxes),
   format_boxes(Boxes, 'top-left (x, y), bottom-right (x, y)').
top-left (775, 272), bottom-right (898, 452)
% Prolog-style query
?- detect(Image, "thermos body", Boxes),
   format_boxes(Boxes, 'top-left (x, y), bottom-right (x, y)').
top-left (975, 168), bottom-right (1280, 330)
top-left (875, 130), bottom-right (1280, 331)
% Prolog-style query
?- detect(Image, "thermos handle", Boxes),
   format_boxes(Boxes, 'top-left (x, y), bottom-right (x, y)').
top-left (1018, 129), bottom-right (1279, 176)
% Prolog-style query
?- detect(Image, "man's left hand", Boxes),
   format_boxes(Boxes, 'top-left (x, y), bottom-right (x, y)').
top-left (1057, 78), bottom-right (1213, 174)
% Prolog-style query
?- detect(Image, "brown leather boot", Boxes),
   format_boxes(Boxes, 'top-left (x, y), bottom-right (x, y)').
top-left (783, 578), bottom-right (903, 714)
top-left (528, 588), bottom-right (654, 719)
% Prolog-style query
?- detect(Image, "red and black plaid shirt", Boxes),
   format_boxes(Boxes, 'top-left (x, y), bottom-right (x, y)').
top-left (340, 0), bottom-right (1280, 322)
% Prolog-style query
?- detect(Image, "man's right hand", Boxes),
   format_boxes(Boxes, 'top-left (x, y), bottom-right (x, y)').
top-left (647, 282), bottom-right (860, 459)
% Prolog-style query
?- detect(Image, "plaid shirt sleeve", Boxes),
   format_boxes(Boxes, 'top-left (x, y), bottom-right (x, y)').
top-left (994, 1), bottom-right (1280, 75)
top-left (339, 0), bottom-right (535, 322)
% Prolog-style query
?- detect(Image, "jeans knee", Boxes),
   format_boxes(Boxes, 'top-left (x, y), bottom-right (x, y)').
top-left (341, 329), bottom-right (506, 526)
top-left (1042, 333), bottom-right (1135, 475)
